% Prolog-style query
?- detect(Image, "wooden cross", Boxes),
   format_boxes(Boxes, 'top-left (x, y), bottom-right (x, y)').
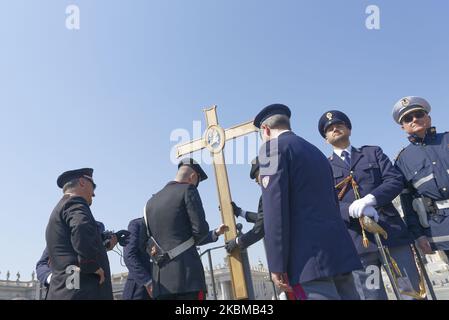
top-left (176, 105), bottom-right (258, 300)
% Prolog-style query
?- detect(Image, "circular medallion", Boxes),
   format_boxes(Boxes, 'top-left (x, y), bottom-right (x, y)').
top-left (204, 125), bottom-right (225, 154)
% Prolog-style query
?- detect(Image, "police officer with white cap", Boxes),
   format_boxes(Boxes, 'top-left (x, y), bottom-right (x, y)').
top-left (393, 96), bottom-right (449, 259)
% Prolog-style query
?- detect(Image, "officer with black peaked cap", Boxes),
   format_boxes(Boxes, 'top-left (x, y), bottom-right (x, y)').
top-left (144, 158), bottom-right (218, 300)
top-left (45, 168), bottom-right (113, 300)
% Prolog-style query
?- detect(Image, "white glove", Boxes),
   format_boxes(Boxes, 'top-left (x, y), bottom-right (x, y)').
top-left (362, 206), bottom-right (379, 222)
top-left (349, 194), bottom-right (377, 219)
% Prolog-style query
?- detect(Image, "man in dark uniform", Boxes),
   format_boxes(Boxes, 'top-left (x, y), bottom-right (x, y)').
top-left (123, 218), bottom-right (153, 300)
top-left (45, 168), bottom-right (113, 300)
top-left (318, 110), bottom-right (422, 300)
top-left (393, 96), bottom-right (449, 258)
top-left (144, 158), bottom-right (215, 300)
top-left (123, 216), bottom-right (228, 300)
top-left (36, 248), bottom-right (52, 290)
top-left (226, 158), bottom-right (264, 253)
top-left (255, 104), bottom-right (363, 300)
top-left (37, 221), bottom-right (119, 299)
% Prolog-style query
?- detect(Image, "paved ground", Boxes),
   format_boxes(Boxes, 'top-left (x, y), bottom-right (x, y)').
top-left (384, 271), bottom-right (449, 300)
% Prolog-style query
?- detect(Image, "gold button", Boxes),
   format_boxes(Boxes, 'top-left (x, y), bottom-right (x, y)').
top-left (433, 161), bottom-right (437, 165)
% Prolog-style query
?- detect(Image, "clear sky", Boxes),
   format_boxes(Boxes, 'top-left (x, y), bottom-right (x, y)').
top-left (0, 0), bottom-right (448, 280)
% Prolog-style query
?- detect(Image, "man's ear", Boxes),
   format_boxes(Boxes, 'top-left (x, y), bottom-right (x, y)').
top-left (265, 126), bottom-right (271, 136)
top-left (78, 178), bottom-right (85, 187)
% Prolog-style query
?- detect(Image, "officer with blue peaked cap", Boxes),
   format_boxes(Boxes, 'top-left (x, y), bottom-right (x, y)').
top-left (319, 109), bottom-right (422, 300)
top-left (253, 103), bottom-right (291, 128)
top-left (318, 110), bottom-right (352, 138)
top-left (255, 103), bottom-right (362, 300)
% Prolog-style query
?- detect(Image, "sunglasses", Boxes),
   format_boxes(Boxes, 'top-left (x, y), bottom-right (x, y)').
top-left (82, 175), bottom-right (97, 190)
top-left (401, 110), bottom-right (427, 124)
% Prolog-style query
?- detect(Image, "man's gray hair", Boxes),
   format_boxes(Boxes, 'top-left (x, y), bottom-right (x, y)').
top-left (261, 114), bottom-right (291, 130)
top-left (63, 178), bottom-right (80, 193)
top-left (176, 165), bottom-right (195, 181)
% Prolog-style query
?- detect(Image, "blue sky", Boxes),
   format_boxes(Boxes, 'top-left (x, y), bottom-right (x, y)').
top-left (0, 0), bottom-right (448, 280)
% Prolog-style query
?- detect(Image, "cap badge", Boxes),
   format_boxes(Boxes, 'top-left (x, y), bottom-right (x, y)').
top-left (401, 98), bottom-right (409, 107)
top-left (326, 112), bottom-right (333, 120)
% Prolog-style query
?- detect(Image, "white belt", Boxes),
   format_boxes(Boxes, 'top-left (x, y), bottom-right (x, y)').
top-left (429, 235), bottom-right (449, 244)
top-left (435, 199), bottom-right (449, 210)
top-left (413, 174), bottom-right (434, 189)
top-left (166, 237), bottom-right (195, 260)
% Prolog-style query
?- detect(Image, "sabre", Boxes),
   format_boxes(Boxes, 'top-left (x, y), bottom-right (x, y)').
top-left (373, 233), bottom-right (403, 300)
top-left (411, 243), bottom-right (437, 300)
top-left (336, 175), bottom-right (405, 300)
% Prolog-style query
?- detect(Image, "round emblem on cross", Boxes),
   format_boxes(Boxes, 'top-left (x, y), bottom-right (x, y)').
top-left (204, 125), bottom-right (226, 154)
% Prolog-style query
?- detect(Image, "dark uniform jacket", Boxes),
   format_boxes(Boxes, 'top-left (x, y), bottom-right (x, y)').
top-left (123, 218), bottom-right (153, 300)
top-left (36, 248), bottom-right (51, 287)
top-left (330, 146), bottom-right (413, 255)
top-left (145, 181), bottom-right (210, 298)
top-left (239, 197), bottom-right (264, 249)
top-left (45, 195), bottom-right (113, 300)
top-left (395, 129), bottom-right (449, 250)
top-left (259, 131), bottom-right (362, 286)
